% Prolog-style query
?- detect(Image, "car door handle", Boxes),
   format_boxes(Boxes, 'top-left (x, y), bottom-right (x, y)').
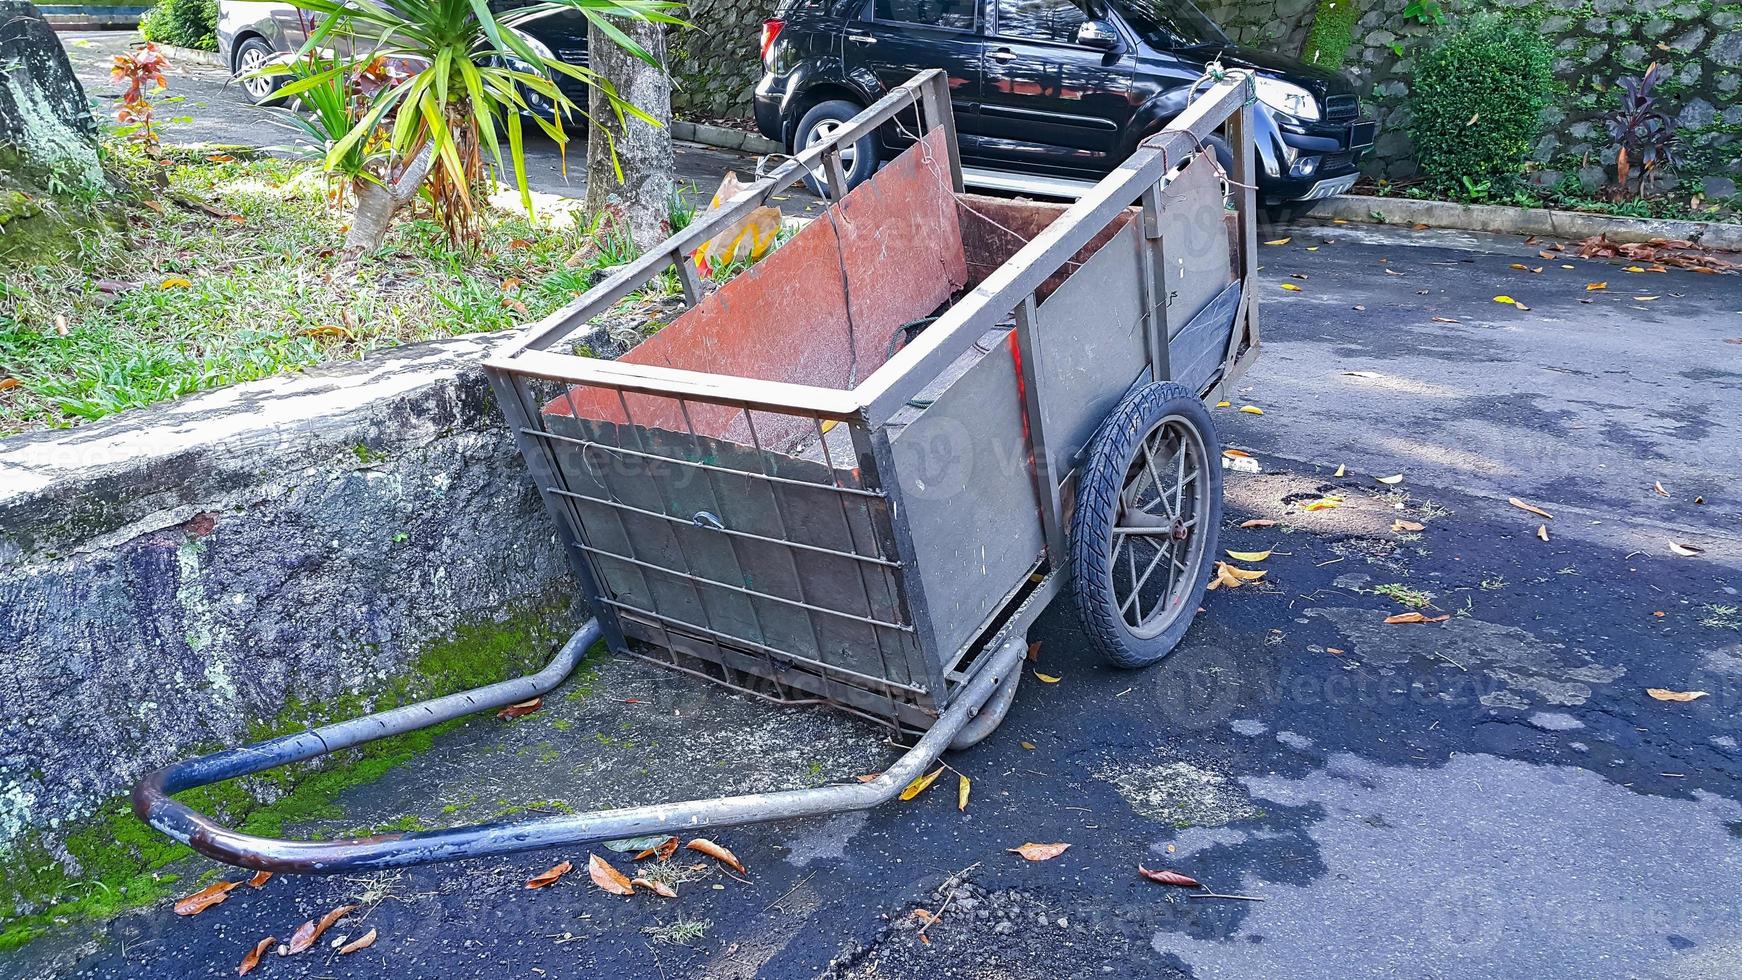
top-left (991, 48), bottom-right (1016, 60)
top-left (846, 33), bottom-right (876, 44)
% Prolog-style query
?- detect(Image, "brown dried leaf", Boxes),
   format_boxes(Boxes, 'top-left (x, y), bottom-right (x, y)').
top-left (238, 936), bottom-right (275, 975)
top-left (1508, 497), bottom-right (1554, 520)
top-left (1138, 866), bottom-right (1202, 888)
top-left (287, 904), bottom-right (356, 954)
top-left (856, 772), bottom-right (882, 783)
top-left (1646, 688), bottom-right (1708, 702)
top-left (173, 880), bottom-right (239, 916)
top-left (1008, 842), bottom-right (1070, 862)
top-left (526, 860), bottom-right (572, 889)
top-left (632, 877), bottom-right (678, 898)
top-left (1668, 540), bottom-right (1705, 557)
top-left (247, 870), bottom-right (272, 889)
top-left (0, 377), bottom-right (19, 392)
top-left (634, 836), bottom-right (680, 862)
top-left (588, 853), bottom-right (636, 895)
top-left (686, 838), bottom-right (746, 874)
top-left (1241, 519), bottom-right (1277, 528)
top-left (1383, 612), bottom-right (1449, 625)
top-left (1376, 474), bottom-right (1404, 485)
top-left (1026, 640), bottom-right (1041, 662)
top-left (338, 928), bottom-right (377, 955)
top-left (1392, 519), bottom-right (1425, 532)
top-left (1537, 524), bottom-right (1549, 542)
top-left (1653, 482), bottom-right (1670, 497)
top-left (495, 697), bottom-right (542, 720)
top-left (1333, 463), bottom-right (1346, 477)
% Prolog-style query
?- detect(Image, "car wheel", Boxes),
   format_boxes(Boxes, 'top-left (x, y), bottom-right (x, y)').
top-left (793, 99), bottom-right (878, 199)
top-left (234, 37), bottom-right (284, 104)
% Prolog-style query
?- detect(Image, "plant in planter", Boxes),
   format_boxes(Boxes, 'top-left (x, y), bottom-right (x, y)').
top-left (1603, 62), bottom-right (1679, 200)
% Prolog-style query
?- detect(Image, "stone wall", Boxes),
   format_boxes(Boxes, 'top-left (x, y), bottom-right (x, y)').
top-left (670, 0), bottom-right (774, 119)
top-left (0, 337), bottom-right (578, 844)
top-left (1201, 0), bottom-right (1742, 193)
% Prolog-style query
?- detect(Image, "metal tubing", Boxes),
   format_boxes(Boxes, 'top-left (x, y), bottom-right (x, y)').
top-left (130, 621), bottom-right (1025, 874)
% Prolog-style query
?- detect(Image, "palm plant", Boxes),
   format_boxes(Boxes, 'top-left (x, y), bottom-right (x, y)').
top-left (257, 54), bottom-right (384, 208)
top-left (262, 0), bottom-right (684, 250)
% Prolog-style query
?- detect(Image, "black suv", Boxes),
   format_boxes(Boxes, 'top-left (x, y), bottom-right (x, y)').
top-left (752, 0), bottom-right (1376, 205)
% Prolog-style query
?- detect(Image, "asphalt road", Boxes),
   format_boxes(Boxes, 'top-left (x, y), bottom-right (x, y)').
top-left (20, 29), bottom-right (1742, 980)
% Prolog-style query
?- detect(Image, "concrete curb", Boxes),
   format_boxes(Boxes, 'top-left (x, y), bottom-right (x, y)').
top-left (1308, 194), bottom-right (1742, 251)
top-left (158, 41), bottom-right (223, 68)
top-left (671, 119), bottom-right (783, 157)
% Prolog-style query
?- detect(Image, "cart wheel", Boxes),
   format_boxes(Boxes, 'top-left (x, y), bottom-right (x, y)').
top-left (1070, 382), bottom-right (1222, 668)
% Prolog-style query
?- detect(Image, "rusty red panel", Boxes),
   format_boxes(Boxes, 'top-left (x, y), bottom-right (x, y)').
top-left (550, 130), bottom-right (968, 447)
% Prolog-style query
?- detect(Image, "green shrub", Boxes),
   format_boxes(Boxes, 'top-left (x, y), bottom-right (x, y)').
top-left (1406, 14), bottom-right (1553, 198)
top-left (139, 0), bottom-right (218, 51)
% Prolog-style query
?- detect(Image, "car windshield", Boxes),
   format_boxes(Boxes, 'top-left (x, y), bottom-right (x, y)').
top-left (1110, 0), bottom-right (1229, 47)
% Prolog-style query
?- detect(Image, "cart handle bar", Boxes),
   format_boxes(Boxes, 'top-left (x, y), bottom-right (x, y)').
top-left (132, 621), bottom-right (1026, 874)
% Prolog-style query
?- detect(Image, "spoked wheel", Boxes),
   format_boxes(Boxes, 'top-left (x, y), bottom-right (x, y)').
top-left (1071, 382), bottom-right (1223, 668)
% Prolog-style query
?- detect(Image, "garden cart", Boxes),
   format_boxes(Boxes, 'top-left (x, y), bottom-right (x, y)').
top-left (134, 68), bottom-right (1264, 872)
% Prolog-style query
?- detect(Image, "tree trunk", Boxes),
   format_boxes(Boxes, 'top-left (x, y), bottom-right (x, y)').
top-left (345, 143), bottom-right (435, 252)
top-left (584, 16), bottom-right (674, 252)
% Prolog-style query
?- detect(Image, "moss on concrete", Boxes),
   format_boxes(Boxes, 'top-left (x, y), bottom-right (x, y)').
top-left (0, 598), bottom-right (588, 952)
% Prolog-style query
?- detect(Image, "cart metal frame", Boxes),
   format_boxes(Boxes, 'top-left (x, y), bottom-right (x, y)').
top-left (133, 68), bottom-right (1261, 873)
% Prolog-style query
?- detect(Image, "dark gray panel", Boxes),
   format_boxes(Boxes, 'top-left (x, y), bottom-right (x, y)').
top-left (1033, 220), bottom-right (1150, 475)
top-left (1168, 280), bottom-right (1243, 396)
top-left (888, 333), bottom-right (1046, 667)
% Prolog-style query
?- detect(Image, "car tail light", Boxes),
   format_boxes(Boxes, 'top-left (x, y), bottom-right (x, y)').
top-left (760, 19), bottom-right (785, 67)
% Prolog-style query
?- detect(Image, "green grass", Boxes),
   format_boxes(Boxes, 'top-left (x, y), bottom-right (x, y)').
top-left (1300, 0), bottom-right (1359, 69)
top-left (1370, 582), bottom-right (1435, 609)
top-left (0, 145), bottom-right (619, 437)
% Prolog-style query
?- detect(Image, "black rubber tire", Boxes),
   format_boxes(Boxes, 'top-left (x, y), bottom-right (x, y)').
top-left (1070, 382), bottom-right (1223, 669)
top-left (233, 37), bottom-right (285, 104)
top-left (792, 99), bottom-right (879, 198)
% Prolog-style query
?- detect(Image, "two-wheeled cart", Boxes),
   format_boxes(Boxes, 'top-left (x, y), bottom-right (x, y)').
top-left (135, 68), bottom-right (1263, 872)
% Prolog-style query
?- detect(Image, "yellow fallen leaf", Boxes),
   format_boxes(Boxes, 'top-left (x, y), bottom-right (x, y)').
top-left (1033, 671), bottom-right (1061, 684)
top-left (1645, 688), bottom-right (1708, 702)
top-left (1537, 524), bottom-right (1549, 542)
top-left (1240, 405), bottom-right (1264, 415)
top-left (1008, 842), bottom-right (1071, 861)
top-left (958, 774), bottom-right (970, 812)
top-left (1218, 561), bottom-right (1266, 581)
top-left (1280, 283), bottom-right (1302, 292)
top-left (1212, 563), bottom-right (1241, 589)
top-left (1333, 463), bottom-right (1346, 477)
top-left (1624, 265), bottom-right (1646, 273)
top-left (1668, 540), bottom-right (1705, 557)
top-left (821, 419), bottom-right (838, 434)
top-left (1384, 612), bottom-right (1449, 624)
top-left (1226, 549), bottom-right (1272, 562)
top-left (1634, 296), bottom-right (1659, 302)
top-left (1333, 218), bottom-right (1348, 224)
top-left (1264, 237), bottom-right (1291, 246)
top-left (1493, 295), bottom-right (1515, 304)
top-left (1392, 519), bottom-right (1425, 532)
top-left (1586, 282), bottom-right (1607, 291)
top-left (1508, 497), bottom-right (1553, 520)
top-left (900, 766), bottom-right (945, 801)
top-left (160, 276), bottom-right (192, 289)
top-left (1216, 400), bottom-right (1231, 408)
top-left (1222, 448), bottom-right (1254, 459)
top-left (1376, 474), bottom-right (1404, 485)
top-left (1302, 497), bottom-right (1341, 511)
top-left (1020, 741), bottom-right (1036, 750)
